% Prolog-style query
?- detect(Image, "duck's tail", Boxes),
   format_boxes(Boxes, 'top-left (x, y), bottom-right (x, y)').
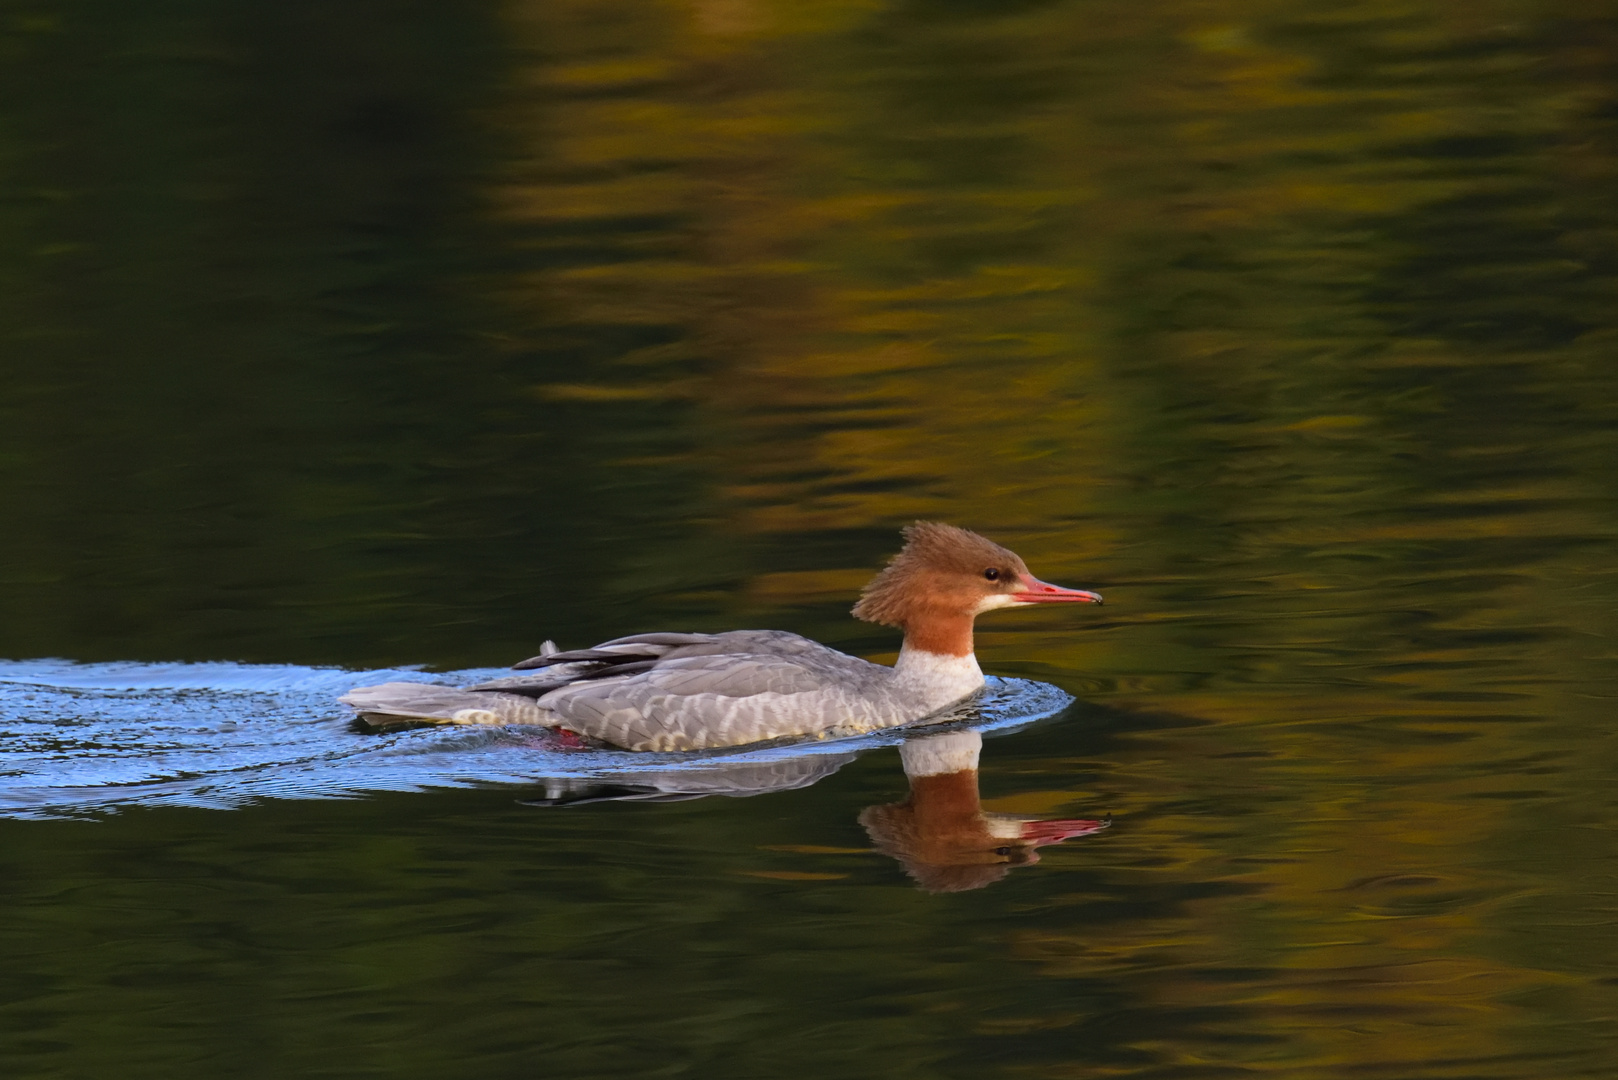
top-left (339, 682), bottom-right (557, 730)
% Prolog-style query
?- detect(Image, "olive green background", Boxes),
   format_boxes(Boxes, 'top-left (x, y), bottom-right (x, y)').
top-left (3, 1), bottom-right (1617, 1077)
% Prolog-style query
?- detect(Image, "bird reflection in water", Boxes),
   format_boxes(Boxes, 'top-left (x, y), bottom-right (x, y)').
top-left (860, 729), bottom-right (1108, 892)
top-left (521, 728), bottom-right (1107, 893)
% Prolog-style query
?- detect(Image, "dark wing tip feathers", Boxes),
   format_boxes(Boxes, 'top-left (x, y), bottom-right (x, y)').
top-left (596, 632), bottom-right (718, 648)
top-left (512, 647), bottom-right (664, 670)
top-left (512, 632), bottom-right (719, 670)
top-left (574, 659), bottom-right (660, 682)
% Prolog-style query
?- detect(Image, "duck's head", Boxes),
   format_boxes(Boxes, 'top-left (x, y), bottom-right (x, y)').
top-left (852, 522), bottom-right (1102, 644)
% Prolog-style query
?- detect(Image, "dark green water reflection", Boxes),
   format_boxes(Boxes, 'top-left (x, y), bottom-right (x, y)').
top-left (3, 0), bottom-right (1618, 1077)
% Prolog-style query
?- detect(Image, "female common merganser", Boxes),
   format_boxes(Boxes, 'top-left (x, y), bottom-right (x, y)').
top-left (341, 522), bottom-right (1102, 751)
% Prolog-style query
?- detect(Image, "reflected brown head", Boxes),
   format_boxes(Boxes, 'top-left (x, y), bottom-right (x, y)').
top-left (860, 798), bottom-right (1034, 893)
top-left (859, 768), bottom-right (1110, 894)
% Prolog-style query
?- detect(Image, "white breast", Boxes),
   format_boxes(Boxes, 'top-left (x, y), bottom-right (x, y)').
top-left (899, 729), bottom-right (983, 776)
top-left (891, 647), bottom-right (986, 715)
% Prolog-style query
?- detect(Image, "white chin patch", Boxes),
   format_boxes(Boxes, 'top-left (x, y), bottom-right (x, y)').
top-left (984, 815), bottom-right (1027, 839)
top-left (974, 592), bottom-right (1024, 614)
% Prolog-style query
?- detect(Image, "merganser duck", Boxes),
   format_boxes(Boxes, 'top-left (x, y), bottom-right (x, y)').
top-left (862, 730), bottom-right (1110, 892)
top-left (341, 522), bottom-right (1102, 751)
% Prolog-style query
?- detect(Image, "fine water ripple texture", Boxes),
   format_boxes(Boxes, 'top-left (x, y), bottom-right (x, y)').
top-left (0, 660), bottom-right (1071, 818)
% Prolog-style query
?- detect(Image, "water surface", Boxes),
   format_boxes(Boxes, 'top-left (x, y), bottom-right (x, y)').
top-left (0, 659), bottom-right (1071, 816)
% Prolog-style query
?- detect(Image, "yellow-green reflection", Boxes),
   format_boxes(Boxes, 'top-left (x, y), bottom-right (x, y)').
top-left (482, 2), bottom-right (1618, 1072)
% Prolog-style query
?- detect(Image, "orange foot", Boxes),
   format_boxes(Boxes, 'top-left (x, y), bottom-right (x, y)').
top-left (553, 728), bottom-right (589, 750)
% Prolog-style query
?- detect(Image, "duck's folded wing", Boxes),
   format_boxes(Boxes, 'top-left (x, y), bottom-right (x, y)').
top-left (509, 632), bottom-right (721, 670)
top-left (508, 629), bottom-right (836, 672)
top-left (469, 659), bottom-right (659, 696)
top-left (543, 653), bottom-right (892, 752)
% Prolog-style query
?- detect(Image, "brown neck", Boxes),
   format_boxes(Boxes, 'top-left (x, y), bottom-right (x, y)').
top-left (901, 610), bottom-right (976, 657)
top-left (906, 770), bottom-right (985, 825)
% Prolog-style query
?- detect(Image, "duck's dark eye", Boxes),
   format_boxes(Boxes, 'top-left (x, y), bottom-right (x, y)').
top-left (993, 846), bottom-right (1013, 857)
top-left (984, 568), bottom-right (1000, 581)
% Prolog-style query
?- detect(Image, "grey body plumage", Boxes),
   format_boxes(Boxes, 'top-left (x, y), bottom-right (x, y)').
top-left (341, 630), bottom-right (978, 752)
